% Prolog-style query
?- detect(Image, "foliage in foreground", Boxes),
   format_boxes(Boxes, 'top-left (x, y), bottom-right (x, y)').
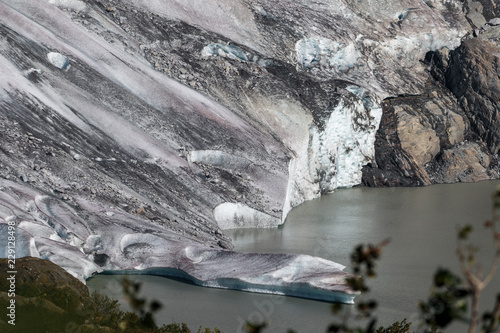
top-left (320, 186), bottom-right (500, 333)
top-left (0, 278), bottom-right (221, 333)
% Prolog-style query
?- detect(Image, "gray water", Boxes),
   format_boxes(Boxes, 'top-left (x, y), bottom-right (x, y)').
top-left (87, 181), bottom-right (500, 332)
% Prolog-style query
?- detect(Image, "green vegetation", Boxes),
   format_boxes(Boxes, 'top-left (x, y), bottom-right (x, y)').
top-left (0, 270), bottom-right (221, 332)
top-left (376, 319), bottom-right (411, 333)
top-left (0, 286), bottom-right (222, 332)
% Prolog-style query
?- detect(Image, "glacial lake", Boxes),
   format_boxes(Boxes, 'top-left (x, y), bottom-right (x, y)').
top-left (87, 180), bottom-right (500, 332)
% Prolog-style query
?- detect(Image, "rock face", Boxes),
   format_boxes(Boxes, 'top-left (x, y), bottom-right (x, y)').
top-left (363, 8), bottom-right (500, 187)
top-left (362, 83), bottom-right (497, 186)
top-left (0, 0), bottom-right (499, 302)
top-left (464, 0), bottom-right (500, 25)
top-left (442, 38), bottom-right (500, 154)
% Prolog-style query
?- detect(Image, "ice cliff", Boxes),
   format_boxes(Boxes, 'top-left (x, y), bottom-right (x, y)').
top-left (1, 0), bottom-right (499, 301)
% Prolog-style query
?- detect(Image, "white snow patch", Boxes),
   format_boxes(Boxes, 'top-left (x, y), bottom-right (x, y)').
top-left (47, 52), bottom-right (70, 69)
top-left (47, 0), bottom-right (87, 12)
top-left (296, 38), bottom-right (361, 72)
top-left (214, 202), bottom-right (281, 229)
top-left (378, 30), bottom-right (463, 64)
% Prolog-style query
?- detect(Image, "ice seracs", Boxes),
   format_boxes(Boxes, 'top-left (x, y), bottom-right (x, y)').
top-left (283, 94), bottom-right (382, 220)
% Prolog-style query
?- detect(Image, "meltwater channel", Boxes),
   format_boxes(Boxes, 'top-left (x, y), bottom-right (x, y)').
top-left (88, 180), bottom-right (500, 332)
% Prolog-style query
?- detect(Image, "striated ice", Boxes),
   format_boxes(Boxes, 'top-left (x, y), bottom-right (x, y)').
top-left (18, 221), bottom-right (63, 241)
top-left (189, 150), bottom-right (252, 172)
top-left (0, 0), bottom-right (473, 304)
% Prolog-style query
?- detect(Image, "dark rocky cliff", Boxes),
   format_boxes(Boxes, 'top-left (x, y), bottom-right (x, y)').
top-left (362, 10), bottom-right (500, 187)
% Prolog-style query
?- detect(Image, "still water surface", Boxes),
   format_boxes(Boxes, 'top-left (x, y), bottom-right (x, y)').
top-left (88, 181), bottom-right (500, 332)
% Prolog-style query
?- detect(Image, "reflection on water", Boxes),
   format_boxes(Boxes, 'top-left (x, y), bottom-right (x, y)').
top-left (88, 181), bottom-right (500, 332)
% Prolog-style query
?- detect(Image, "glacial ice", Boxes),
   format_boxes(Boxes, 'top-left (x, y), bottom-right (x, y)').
top-left (283, 95), bottom-right (382, 218)
top-left (47, 52), bottom-right (70, 69)
top-left (0, 179), bottom-right (355, 301)
top-left (295, 38), bottom-right (320, 69)
top-left (213, 202), bottom-right (281, 229)
top-left (295, 38), bottom-right (361, 72)
top-left (0, 0), bottom-right (473, 304)
top-left (47, 0), bottom-right (87, 12)
top-left (201, 43), bottom-right (248, 61)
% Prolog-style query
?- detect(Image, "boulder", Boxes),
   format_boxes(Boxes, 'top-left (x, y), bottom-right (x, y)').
top-left (488, 17), bottom-right (500, 26)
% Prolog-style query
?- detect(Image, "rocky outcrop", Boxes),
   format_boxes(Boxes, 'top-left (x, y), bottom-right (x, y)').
top-left (463, 0), bottom-right (500, 26)
top-left (362, 83), bottom-right (497, 186)
top-left (440, 38), bottom-right (500, 154)
top-left (363, 8), bottom-right (500, 187)
top-left (431, 6), bottom-right (500, 157)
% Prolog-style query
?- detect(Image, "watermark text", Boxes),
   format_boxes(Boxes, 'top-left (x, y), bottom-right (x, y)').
top-left (6, 217), bottom-right (17, 326)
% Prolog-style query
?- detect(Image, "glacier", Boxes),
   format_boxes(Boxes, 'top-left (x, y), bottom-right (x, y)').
top-left (0, 0), bottom-right (489, 303)
top-left (0, 179), bottom-right (356, 302)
